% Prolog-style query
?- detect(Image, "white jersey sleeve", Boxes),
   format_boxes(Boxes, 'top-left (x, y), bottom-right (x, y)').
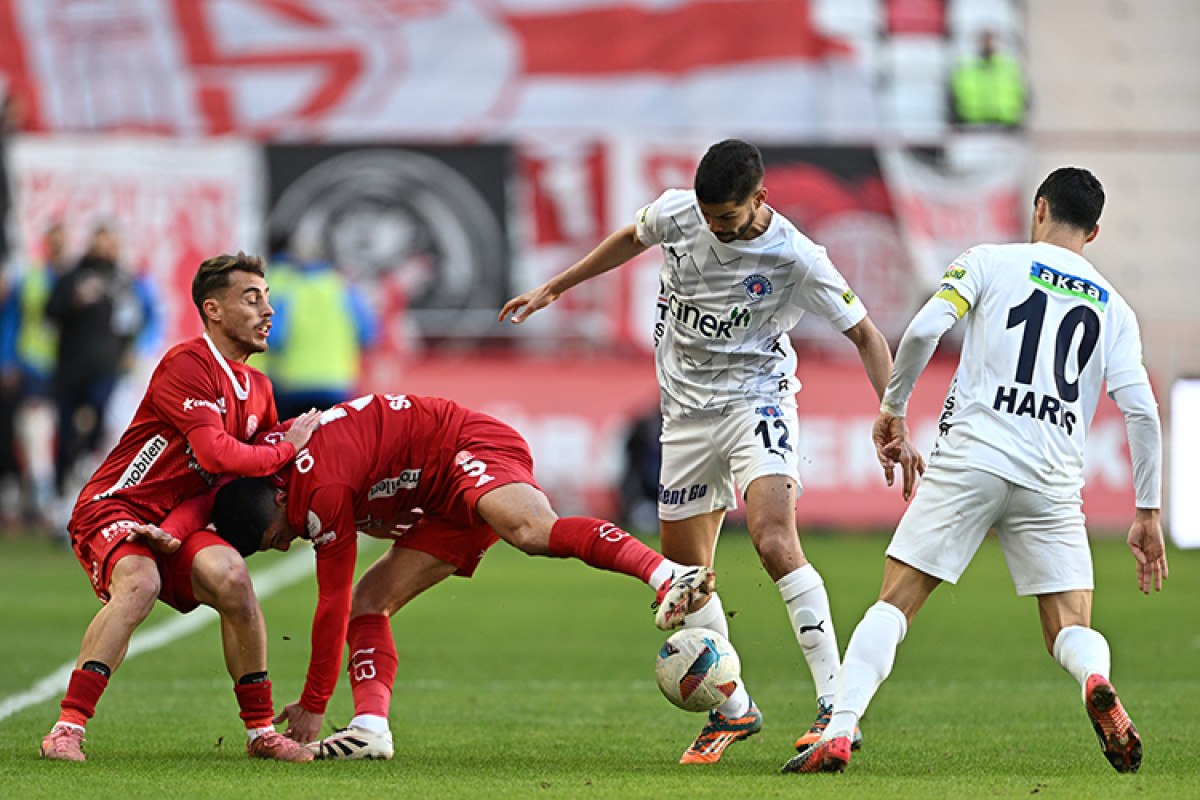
top-left (794, 246), bottom-right (868, 333)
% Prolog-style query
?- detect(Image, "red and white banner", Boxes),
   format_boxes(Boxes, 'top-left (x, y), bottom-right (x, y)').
top-left (8, 135), bottom-right (263, 347)
top-left (879, 142), bottom-right (1028, 289)
top-left (0, 0), bottom-right (867, 139)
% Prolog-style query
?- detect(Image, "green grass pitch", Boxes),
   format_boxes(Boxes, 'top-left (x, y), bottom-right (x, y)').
top-left (0, 530), bottom-right (1196, 799)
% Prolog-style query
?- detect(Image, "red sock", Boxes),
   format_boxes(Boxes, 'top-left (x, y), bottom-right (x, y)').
top-left (59, 669), bottom-right (108, 727)
top-left (234, 680), bottom-right (274, 730)
top-left (347, 614), bottom-right (398, 719)
top-left (548, 517), bottom-right (663, 584)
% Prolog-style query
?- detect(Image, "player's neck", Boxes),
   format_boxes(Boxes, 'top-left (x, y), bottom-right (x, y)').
top-left (203, 330), bottom-right (250, 364)
top-left (1033, 226), bottom-right (1088, 256)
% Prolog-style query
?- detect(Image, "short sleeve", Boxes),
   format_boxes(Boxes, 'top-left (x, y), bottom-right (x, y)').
top-left (794, 245), bottom-right (868, 333)
top-left (148, 349), bottom-right (225, 435)
top-left (634, 190), bottom-right (675, 247)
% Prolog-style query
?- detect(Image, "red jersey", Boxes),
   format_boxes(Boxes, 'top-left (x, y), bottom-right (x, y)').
top-left (262, 393), bottom-right (533, 713)
top-left (71, 335), bottom-right (296, 531)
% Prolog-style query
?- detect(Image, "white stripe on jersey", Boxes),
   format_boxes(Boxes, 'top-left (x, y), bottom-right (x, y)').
top-left (637, 189), bottom-right (866, 420)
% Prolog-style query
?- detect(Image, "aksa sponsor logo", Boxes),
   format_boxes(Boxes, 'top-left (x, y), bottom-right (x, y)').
top-left (368, 470), bottom-right (422, 499)
top-left (1028, 262), bottom-right (1109, 309)
top-left (755, 405), bottom-right (784, 418)
top-left (182, 396), bottom-right (227, 415)
top-left (92, 435), bottom-right (169, 500)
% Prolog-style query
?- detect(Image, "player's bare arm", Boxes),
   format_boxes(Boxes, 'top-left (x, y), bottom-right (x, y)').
top-left (1127, 508), bottom-right (1168, 595)
top-left (841, 315), bottom-right (893, 401)
top-left (500, 224), bottom-right (648, 323)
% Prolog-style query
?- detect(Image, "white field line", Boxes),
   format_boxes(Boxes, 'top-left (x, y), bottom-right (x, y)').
top-left (0, 549), bottom-right (314, 724)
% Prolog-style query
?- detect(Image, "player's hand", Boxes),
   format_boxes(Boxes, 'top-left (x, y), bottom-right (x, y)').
top-left (124, 523), bottom-right (182, 554)
top-left (274, 701), bottom-right (324, 743)
top-left (284, 408), bottom-right (322, 450)
top-left (1127, 509), bottom-right (1168, 594)
top-left (872, 413), bottom-right (925, 501)
top-left (499, 284), bottom-right (559, 324)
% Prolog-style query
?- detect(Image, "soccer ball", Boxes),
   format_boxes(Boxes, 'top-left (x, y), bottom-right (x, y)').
top-left (655, 627), bottom-right (741, 712)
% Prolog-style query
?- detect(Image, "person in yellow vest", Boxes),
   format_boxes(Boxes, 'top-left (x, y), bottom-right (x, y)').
top-left (266, 239), bottom-right (377, 421)
top-left (950, 30), bottom-right (1028, 128)
top-left (0, 222), bottom-right (71, 534)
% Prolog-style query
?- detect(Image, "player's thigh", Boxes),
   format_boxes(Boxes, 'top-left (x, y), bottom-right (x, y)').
top-left (724, 404), bottom-right (802, 504)
top-left (186, 533), bottom-right (254, 615)
top-left (658, 415), bottom-right (736, 522)
top-left (886, 467), bottom-right (1009, 585)
top-left (996, 487), bottom-right (1092, 596)
top-left (353, 543), bottom-right (461, 617)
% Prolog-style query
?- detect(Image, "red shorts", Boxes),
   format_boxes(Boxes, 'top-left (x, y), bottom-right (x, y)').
top-left (441, 408), bottom-right (540, 525)
top-left (392, 516), bottom-right (500, 577)
top-left (390, 409), bottom-right (534, 576)
top-left (70, 507), bottom-right (235, 613)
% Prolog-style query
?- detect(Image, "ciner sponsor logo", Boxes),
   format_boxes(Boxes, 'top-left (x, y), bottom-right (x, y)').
top-left (93, 435), bottom-right (169, 500)
top-left (656, 293), bottom-right (752, 340)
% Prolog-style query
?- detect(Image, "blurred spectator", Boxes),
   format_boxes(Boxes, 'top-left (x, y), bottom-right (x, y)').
top-left (266, 236), bottom-right (377, 420)
top-left (44, 225), bottom-right (146, 514)
top-left (0, 85), bottom-right (22, 266)
top-left (618, 406), bottom-right (662, 534)
top-left (0, 222), bottom-right (71, 532)
top-left (949, 30), bottom-right (1027, 128)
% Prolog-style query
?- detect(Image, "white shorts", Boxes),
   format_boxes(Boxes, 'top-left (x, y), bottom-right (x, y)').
top-left (657, 404), bottom-right (801, 521)
top-left (887, 466), bottom-right (1092, 596)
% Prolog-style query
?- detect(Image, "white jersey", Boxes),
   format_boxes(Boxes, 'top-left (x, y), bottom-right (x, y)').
top-left (933, 241), bottom-right (1149, 497)
top-left (636, 189), bottom-right (866, 421)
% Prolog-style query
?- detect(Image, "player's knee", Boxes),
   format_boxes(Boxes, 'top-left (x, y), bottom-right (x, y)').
top-left (752, 530), bottom-right (802, 572)
top-left (110, 565), bottom-right (162, 617)
top-left (196, 552), bottom-right (258, 617)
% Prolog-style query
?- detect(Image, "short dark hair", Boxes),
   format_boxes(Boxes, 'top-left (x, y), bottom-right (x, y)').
top-left (211, 477), bottom-right (278, 558)
top-left (694, 139), bottom-right (764, 205)
top-left (1035, 167), bottom-right (1105, 233)
top-left (191, 252), bottom-right (266, 323)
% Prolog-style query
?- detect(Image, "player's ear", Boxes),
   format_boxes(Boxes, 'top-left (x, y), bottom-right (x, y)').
top-left (1085, 224), bottom-right (1099, 244)
top-left (274, 489), bottom-right (288, 508)
top-left (201, 296), bottom-right (221, 324)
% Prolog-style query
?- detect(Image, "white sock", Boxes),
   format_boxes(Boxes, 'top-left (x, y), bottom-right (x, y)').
top-left (649, 559), bottom-right (688, 591)
top-left (777, 564), bottom-right (840, 700)
top-left (684, 594), bottom-right (751, 717)
top-left (349, 713), bottom-right (392, 736)
top-left (247, 725), bottom-right (273, 741)
top-left (53, 721), bottom-right (85, 734)
top-left (827, 601), bottom-right (908, 740)
top-left (1053, 625), bottom-right (1111, 698)
top-left (683, 591), bottom-right (729, 638)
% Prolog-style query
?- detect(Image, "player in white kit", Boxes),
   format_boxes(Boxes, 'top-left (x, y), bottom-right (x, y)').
top-left (502, 140), bottom-right (894, 764)
top-left (783, 167), bottom-right (1168, 775)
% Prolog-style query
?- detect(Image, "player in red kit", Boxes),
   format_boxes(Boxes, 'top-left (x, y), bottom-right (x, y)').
top-left (39, 253), bottom-right (321, 763)
top-left (207, 392), bottom-right (715, 759)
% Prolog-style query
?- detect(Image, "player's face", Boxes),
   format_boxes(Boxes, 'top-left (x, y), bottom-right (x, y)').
top-left (259, 509), bottom-right (299, 553)
top-left (209, 271), bottom-right (274, 358)
top-left (698, 187), bottom-right (765, 243)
